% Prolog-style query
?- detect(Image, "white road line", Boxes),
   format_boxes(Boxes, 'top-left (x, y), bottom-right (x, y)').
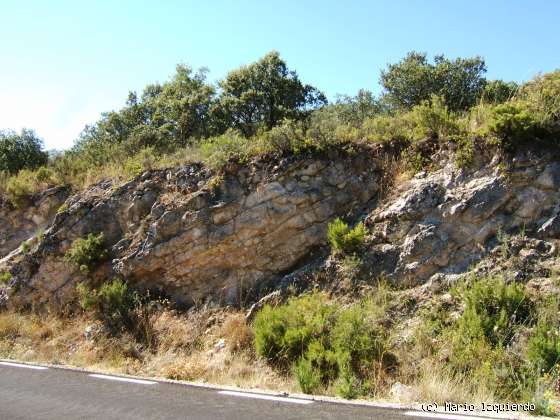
top-left (89, 374), bottom-right (157, 385)
top-left (218, 390), bottom-right (313, 405)
top-left (404, 411), bottom-right (497, 420)
top-left (0, 361), bottom-right (48, 370)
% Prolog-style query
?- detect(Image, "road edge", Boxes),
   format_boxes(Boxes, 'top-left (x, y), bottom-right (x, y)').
top-left (0, 357), bottom-right (533, 419)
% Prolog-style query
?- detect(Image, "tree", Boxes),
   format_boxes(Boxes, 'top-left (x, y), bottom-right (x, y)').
top-left (0, 129), bottom-right (48, 174)
top-left (380, 51), bottom-right (487, 111)
top-left (334, 89), bottom-right (383, 126)
top-left (214, 51), bottom-right (327, 136)
top-left (74, 65), bottom-right (217, 160)
top-left (482, 80), bottom-right (518, 104)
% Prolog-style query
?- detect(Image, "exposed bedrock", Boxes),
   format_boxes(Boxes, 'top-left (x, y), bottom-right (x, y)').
top-left (2, 153), bottom-right (381, 307)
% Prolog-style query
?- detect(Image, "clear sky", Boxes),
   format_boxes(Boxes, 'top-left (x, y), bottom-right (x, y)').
top-left (1, 0), bottom-right (558, 150)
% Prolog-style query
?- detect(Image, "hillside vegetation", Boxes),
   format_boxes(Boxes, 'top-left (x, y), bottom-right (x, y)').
top-left (2, 51), bottom-right (560, 416)
top-left (1, 51), bottom-right (558, 205)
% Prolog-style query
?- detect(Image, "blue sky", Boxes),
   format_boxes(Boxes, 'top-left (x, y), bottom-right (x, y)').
top-left (1, 0), bottom-right (558, 150)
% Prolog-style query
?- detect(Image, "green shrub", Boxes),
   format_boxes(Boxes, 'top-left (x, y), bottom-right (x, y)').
top-left (519, 70), bottom-right (560, 132)
top-left (527, 321), bottom-right (560, 375)
top-left (20, 241), bottom-right (30, 254)
top-left (0, 271), bottom-right (11, 284)
top-left (327, 218), bottom-right (367, 255)
top-left (442, 276), bottom-right (534, 393)
top-left (293, 356), bottom-right (323, 393)
top-left (485, 103), bottom-right (542, 150)
top-left (253, 291), bottom-right (391, 398)
top-left (455, 276), bottom-right (533, 347)
top-left (360, 113), bottom-right (413, 143)
top-left (451, 134), bottom-right (475, 168)
top-left (199, 130), bottom-right (253, 171)
top-left (64, 233), bottom-right (108, 273)
top-left (410, 95), bottom-right (460, 141)
top-left (527, 298), bottom-right (560, 374)
top-left (253, 292), bottom-right (337, 367)
top-left (77, 278), bottom-right (137, 330)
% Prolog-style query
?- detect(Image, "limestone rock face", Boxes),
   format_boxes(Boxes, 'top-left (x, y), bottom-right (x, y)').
top-left (0, 187), bottom-right (69, 258)
top-left (2, 154), bottom-right (381, 307)
top-left (3, 146), bottom-right (560, 309)
top-left (365, 151), bottom-right (560, 284)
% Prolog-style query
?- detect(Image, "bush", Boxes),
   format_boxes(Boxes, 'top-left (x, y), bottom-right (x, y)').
top-left (0, 271), bottom-right (11, 284)
top-left (77, 278), bottom-right (138, 332)
top-left (519, 70), bottom-right (560, 132)
top-left (360, 113), bottom-right (413, 143)
top-left (327, 218), bottom-right (367, 255)
top-left (253, 291), bottom-right (391, 397)
top-left (199, 130), bottom-right (253, 171)
top-left (455, 276), bottom-right (533, 347)
top-left (410, 95), bottom-right (460, 141)
top-left (64, 233), bottom-right (108, 273)
top-left (253, 292), bottom-right (337, 367)
top-left (527, 298), bottom-right (560, 374)
top-left (485, 103), bottom-right (543, 150)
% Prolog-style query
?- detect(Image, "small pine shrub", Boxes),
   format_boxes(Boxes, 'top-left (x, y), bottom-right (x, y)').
top-left (527, 298), bottom-right (560, 374)
top-left (361, 113), bottom-right (413, 143)
top-left (455, 276), bottom-right (533, 347)
top-left (64, 233), bottom-right (108, 273)
top-left (200, 130), bottom-right (252, 171)
top-left (253, 292), bottom-right (337, 367)
top-left (253, 291), bottom-right (391, 398)
top-left (327, 218), bottom-right (367, 255)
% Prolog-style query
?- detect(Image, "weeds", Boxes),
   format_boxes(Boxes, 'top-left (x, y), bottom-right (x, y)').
top-left (64, 233), bottom-right (108, 273)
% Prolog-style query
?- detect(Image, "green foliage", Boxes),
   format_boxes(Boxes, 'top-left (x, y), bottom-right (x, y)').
top-left (519, 70), bottom-right (560, 132)
top-left (0, 129), bottom-right (48, 175)
top-left (64, 233), bottom-right (108, 273)
top-left (360, 113), bottom-right (413, 143)
top-left (215, 51), bottom-right (327, 137)
top-left (454, 276), bottom-right (533, 348)
top-left (485, 103), bottom-right (543, 150)
top-left (527, 321), bottom-right (560, 375)
top-left (527, 298), bottom-right (560, 374)
top-left (483, 80), bottom-right (519, 104)
top-left (1, 166), bottom-right (62, 207)
top-left (0, 271), bottom-right (11, 284)
top-left (20, 241), bottom-right (30, 254)
top-left (410, 95), bottom-right (460, 140)
top-left (199, 130), bottom-right (253, 171)
top-left (327, 218), bottom-right (367, 255)
top-left (253, 292), bottom-right (337, 367)
top-left (77, 278), bottom-right (138, 332)
top-left (452, 134), bottom-right (475, 169)
top-left (332, 89), bottom-right (383, 127)
top-left (253, 291), bottom-right (391, 398)
top-left (380, 51), bottom-right (487, 111)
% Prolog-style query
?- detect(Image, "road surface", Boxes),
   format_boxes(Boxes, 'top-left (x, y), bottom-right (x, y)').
top-left (0, 361), bottom-right (488, 420)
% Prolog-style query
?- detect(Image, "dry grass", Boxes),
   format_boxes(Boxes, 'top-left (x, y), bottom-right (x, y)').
top-left (0, 308), bottom-right (292, 393)
top-left (412, 361), bottom-right (496, 405)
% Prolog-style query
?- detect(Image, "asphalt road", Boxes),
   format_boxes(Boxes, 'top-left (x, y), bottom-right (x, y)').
top-left (0, 361), bottom-right (475, 420)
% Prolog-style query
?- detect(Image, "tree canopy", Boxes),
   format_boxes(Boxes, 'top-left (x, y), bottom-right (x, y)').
top-left (214, 51), bottom-right (327, 136)
top-left (0, 129), bottom-right (48, 175)
top-left (380, 51), bottom-right (488, 111)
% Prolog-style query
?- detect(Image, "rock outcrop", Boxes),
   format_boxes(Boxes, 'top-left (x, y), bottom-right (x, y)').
top-left (364, 150), bottom-right (560, 284)
top-left (2, 152), bottom-right (381, 307)
top-left (0, 187), bottom-right (68, 258)
top-left (3, 144), bottom-right (560, 309)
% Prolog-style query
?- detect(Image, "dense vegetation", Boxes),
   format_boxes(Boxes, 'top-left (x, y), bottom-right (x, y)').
top-left (1, 51), bottom-right (558, 206)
